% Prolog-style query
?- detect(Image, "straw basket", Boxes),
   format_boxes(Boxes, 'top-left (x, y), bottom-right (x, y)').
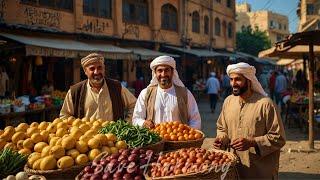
top-left (24, 163), bottom-right (88, 180)
top-left (164, 130), bottom-right (205, 151)
top-left (142, 140), bottom-right (165, 153)
top-left (144, 149), bottom-right (239, 180)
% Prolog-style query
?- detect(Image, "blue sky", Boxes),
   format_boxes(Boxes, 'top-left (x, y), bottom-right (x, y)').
top-left (236, 0), bottom-right (300, 33)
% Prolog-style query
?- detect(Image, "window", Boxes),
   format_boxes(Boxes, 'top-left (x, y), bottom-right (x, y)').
top-left (123, 0), bottom-right (148, 25)
top-left (270, 20), bottom-right (274, 28)
top-left (227, 0), bottom-right (232, 8)
top-left (227, 22), bottom-right (233, 38)
top-left (284, 24), bottom-right (287, 30)
top-left (84, 0), bottom-right (112, 18)
top-left (276, 34), bottom-right (282, 42)
top-left (21, 0), bottom-right (73, 11)
top-left (307, 4), bottom-right (315, 15)
top-left (279, 23), bottom-right (282, 30)
top-left (161, 4), bottom-right (178, 31)
top-left (192, 11), bottom-right (200, 33)
top-left (215, 18), bottom-right (221, 36)
top-left (204, 15), bottom-right (209, 34)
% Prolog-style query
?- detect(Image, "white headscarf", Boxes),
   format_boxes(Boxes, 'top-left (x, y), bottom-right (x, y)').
top-left (227, 62), bottom-right (267, 96)
top-left (149, 55), bottom-right (185, 87)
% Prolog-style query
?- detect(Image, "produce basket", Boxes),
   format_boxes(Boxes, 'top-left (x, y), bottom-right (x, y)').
top-left (24, 163), bottom-right (89, 180)
top-left (164, 130), bottom-right (205, 151)
top-left (142, 140), bottom-right (165, 153)
top-left (144, 149), bottom-right (239, 180)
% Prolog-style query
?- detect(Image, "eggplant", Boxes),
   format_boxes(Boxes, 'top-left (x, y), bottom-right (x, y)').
top-left (90, 174), bottom-right (101, 180)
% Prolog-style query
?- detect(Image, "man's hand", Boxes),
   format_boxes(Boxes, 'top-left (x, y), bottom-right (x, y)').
top-left (143, 120), bottom-right (155, 129)
top-left (213, 138), bottom-right (223, 149)
top-left (230, 137), bottom-right (257, 151)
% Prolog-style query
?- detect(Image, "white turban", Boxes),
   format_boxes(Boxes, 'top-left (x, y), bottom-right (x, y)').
top-left (149, 55), bottom-right (185, 87)
top-left (227, 62), bottom-right (267, 96)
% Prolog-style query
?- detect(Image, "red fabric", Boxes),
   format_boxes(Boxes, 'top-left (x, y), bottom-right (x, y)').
top-left (134, 80), bottom-right (145, 97)
top-left (269, 74), bottom-right (276, 90)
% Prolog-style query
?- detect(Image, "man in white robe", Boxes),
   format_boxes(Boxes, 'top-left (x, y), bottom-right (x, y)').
top-left (132, 56), bottom-right (201, 129)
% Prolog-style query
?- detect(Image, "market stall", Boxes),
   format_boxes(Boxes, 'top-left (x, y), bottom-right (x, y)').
top-left (259, 30), bottom-right (320, 149)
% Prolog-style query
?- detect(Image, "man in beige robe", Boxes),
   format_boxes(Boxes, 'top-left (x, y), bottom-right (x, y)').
top-left (60, 53), bottom-right (136, 121)
top-left (213, 62), bottom-right (286, 179)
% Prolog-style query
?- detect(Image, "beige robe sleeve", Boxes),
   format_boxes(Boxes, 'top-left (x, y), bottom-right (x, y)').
top-left (216, 100), bottom-right (230, 147)
top-left (59, 89), bottom-right (74, 119)
top-left (121, 87), bottom-right (137, 122)
top-left (254, 101), bottom-right (286, 157)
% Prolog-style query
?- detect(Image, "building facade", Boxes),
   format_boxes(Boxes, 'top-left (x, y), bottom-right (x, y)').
top-left (0, 0), bottom-right (236, 95)
top-left (236, 2), bottom-right (290, 45)
top-left (297, 0), bottom-right (320, 31)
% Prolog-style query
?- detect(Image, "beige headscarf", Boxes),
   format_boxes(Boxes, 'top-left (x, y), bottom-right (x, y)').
top-left (81, 53), bottom-right (104, 67)
top-left (227, 62), bottom-right (267, 96)
top-left (149, 55), bottom-right (185, 87)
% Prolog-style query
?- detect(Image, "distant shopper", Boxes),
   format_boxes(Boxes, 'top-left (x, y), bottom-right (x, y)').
top-left (206, 72), bottom-right (220, 113)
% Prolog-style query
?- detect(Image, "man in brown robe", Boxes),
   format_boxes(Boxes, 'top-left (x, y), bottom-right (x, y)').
top-left (213, 62), bottom-right (286, 179)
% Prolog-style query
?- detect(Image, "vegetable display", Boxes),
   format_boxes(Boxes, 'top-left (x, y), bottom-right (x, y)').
top-left (78, 148), bottom-right (158, 180)
top-left (153, 122), bottom-right (203, 141)
top-left (0, 148), bottom-right (27, 178)
top-left (99, 120), bottom-right (161, 148)
top-left (150, 147), bottom-right (233, 177)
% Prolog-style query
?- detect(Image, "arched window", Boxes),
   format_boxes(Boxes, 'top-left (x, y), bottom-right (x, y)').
top-left (161, 4), bottom-right (178, 31)
top-left (192, 11), bottom-right (200, 33)
top-left (228, 22), bottom-right (233, 38)
top-left (123, 0), bottom-right (148, 24)
top-left (215, 18), bottom-right (221, 36)
top-left (204, 15), bottom-right (209, 35)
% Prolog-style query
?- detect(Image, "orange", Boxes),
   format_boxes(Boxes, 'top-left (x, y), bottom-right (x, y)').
top-left (170, 135), bottom-right (178, 141)
top-left (173, 121), bottom-right (179, 126)
top-left (195, 133), bottom-right (203, 139)
top-left (166, 128), bottom-right (173, 134)
top-left (178, 136), bottom-right (185, 141)
top-left (163, 134), bottom-right (170, 140)
top-left (183, 130), bottom-right (188, 134)
top-left (177, 132), bottom-right (183, 137)
top-left (178, 124), bottom-right (184, 129)
top-left (172, 129), bottom-right (177, 134)
top-left (188, 134), bottom-right (195, 140)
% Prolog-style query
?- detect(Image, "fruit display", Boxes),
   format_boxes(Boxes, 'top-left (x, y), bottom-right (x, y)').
top-left (77, 148), bottom-right (158, 180)
top-left (152, 122), bottom-right (203, 141)
top-left (149, 148), bottom-right (234, 178)
top-left (0, 148), bottom-right (28, 179)
top-left (0, 117), bottom-right (128, 171)
top-left (52, 90), bottom-right (67, 100)
top-left (99, 120), bottom-right (161, 148)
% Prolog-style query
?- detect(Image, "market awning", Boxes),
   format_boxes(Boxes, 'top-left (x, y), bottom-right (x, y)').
top-left (0, 32), bottom-right (136, 59)
top-left (163, 45), bottom-right (229, 58)
top-left (235, 51), bottom-right (274, 65)
top-left (126, 47), bottom-right (179, 60)
top-left (259, 45), bottom-right (320, 59)
top-left (276, 59), bottom-right (295, 65)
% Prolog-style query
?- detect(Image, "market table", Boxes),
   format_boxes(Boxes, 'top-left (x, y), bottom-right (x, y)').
top-left (0, 105), bottom-right (62, 129)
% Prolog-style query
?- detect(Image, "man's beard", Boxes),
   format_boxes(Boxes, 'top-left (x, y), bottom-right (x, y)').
top-left (158, 76), bottom-right (172, 87)
top-left (90, 74), bottom-right (104, 85)
top-left (232, 81), bottom-right (248, 96)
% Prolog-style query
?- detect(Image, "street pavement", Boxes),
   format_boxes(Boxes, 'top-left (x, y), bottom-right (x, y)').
top-left (197, 96), bottom-right (223, 138)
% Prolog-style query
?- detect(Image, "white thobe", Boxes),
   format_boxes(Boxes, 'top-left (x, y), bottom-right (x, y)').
top-left (132, 85), bottom-right (201, 129)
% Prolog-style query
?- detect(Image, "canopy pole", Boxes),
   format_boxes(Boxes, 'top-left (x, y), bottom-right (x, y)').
top-left (308, 43), bottom-right (315, 150)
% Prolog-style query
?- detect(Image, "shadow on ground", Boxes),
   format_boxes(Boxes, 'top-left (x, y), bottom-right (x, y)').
top-left (279, 172), bottom-right (320, 179)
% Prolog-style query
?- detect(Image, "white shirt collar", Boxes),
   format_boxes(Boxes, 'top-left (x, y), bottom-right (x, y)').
top-left (157, 85), bottom-right (174, 93)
